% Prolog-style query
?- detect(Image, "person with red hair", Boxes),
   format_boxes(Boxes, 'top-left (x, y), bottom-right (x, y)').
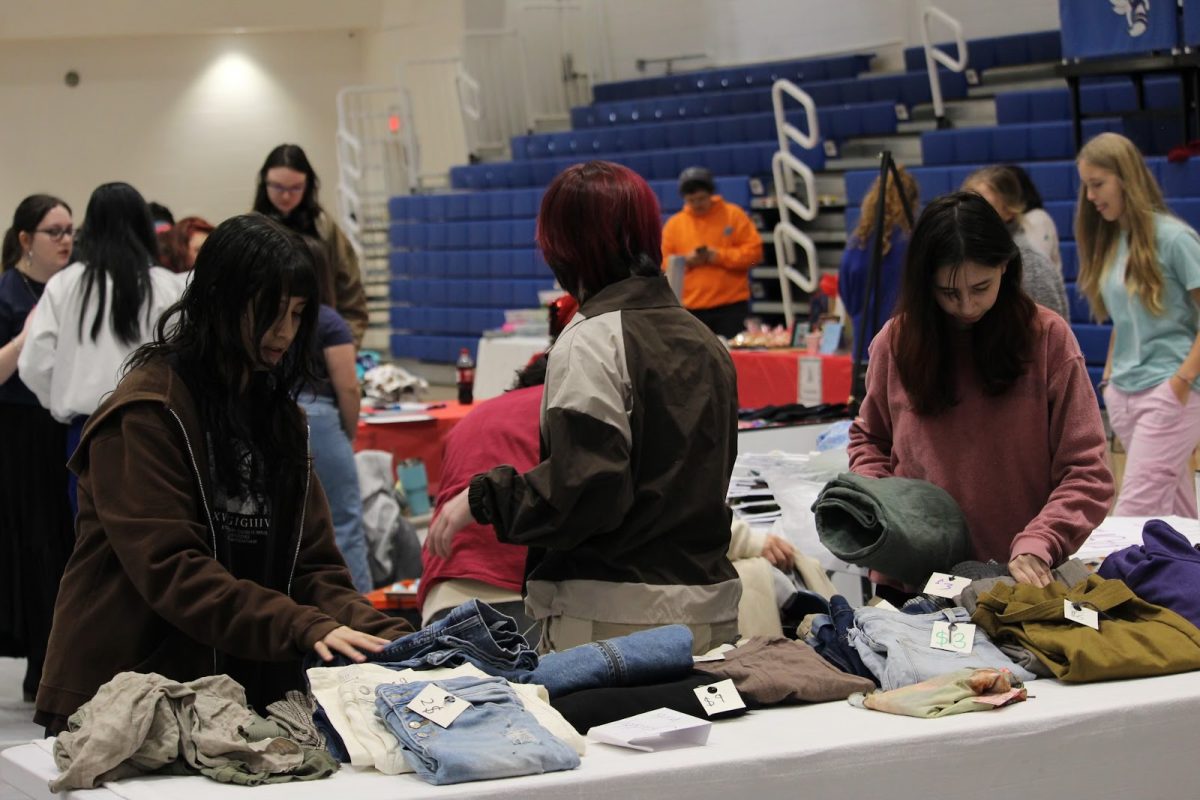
top-left (428, 161), bottom-right (742, 654)
top-left (159, 216), bottom-right (214, 273)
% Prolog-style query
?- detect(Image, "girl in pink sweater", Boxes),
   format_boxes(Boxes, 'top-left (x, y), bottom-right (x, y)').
top-left (849, 193), bottom-right (1114, 588)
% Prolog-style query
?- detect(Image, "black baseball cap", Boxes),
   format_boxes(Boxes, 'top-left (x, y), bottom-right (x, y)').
top-left (678, 166), bottom-right (716, 196)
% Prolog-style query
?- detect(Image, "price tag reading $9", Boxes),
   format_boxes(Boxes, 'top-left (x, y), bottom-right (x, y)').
top-left (929, 620), bottom-right (975, 655)
top-left (407, 683), bottom-right (471, 728)
top-left (692, 679), bottom-right (746, 716)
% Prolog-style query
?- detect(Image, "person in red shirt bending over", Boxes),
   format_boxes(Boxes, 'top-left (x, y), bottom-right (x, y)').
top-left (849, 193), bottom-right (1113, 593)
top-left (418, 297), bottom-right (578, 637)
top-left (661, 166), bottom-right (763, 338)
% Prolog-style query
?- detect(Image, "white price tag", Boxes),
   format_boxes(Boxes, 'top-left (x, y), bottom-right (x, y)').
top-left (1063, 599), bottom-right (1100, 630)
top-left (693, 679), bottom-right (746, 716)
top-left (871, 598), bottom-right (900, 612)
top-left (406, 683), bottom-right (470, 728)
top-left (923, 572), bottom-right (972, 599)
top-left (929, 620), bottom-right (975, 654)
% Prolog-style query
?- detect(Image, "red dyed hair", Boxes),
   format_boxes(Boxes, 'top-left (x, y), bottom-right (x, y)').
top-left (160, 215), bottom-right (215, 273)
top-left (536, 161), bottom-right (663, 301)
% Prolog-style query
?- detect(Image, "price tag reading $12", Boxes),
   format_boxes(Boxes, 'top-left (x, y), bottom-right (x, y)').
top-left (929, 621), bottom-right (975, 654)
top-left (407, 684), bottom-right (471, 728)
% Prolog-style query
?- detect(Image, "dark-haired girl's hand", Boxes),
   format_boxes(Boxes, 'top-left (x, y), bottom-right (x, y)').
top-left (313, 626), bottom-right (390, 663)
top-left (427, 487), bottom-right (472, 559)
top-left (1008, 553), bottom-right (1052, 587)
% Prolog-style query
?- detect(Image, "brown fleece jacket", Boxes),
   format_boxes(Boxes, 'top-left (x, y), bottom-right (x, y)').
top-left (34, 360), bottom-right (410, 730)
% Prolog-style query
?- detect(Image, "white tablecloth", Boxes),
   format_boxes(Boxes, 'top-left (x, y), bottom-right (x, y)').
top-left (4, 671), bottom-right (1199, 800)
top-left (474, 336), bottom-right (549, 402)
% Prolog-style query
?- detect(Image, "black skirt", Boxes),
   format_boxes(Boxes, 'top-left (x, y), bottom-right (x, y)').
top-left (0, 403), bottom-right (75, 666)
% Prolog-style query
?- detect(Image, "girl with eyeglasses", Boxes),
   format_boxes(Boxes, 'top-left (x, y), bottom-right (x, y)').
top-left (18, 182), bottom-right (186, 518)
top-left (252, 144), bottom-right (368, 346)
top-left (0, 195), bottom-right (78, 701)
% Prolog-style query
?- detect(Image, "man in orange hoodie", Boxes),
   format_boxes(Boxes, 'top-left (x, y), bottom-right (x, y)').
top-left (661, 166), bottom-right (764, 338)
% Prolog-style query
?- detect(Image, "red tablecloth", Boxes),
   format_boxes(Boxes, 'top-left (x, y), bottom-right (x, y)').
top-left (729, 349), bottom-right (852, 408)
top-left (354, 402), bottom-right (475, 497)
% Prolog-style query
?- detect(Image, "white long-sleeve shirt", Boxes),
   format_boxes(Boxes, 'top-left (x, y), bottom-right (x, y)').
top-left (18, 262), bottom-right (186, 423)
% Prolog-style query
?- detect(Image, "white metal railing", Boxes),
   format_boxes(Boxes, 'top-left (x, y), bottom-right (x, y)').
top-left (464, 28), bottom-right (532, 154)
top-left (335, 85), bottom-right (415, 258)
top-left (397, 56), bottom-right (475, 189)
top-left (921, 5), bottom-right (969, 128)
top-left (456, 63), bottom-right (483, 159)
top-left (770, 79), bottom-right (822, 328)
top-left (514, 1), bottom-right (599, 128)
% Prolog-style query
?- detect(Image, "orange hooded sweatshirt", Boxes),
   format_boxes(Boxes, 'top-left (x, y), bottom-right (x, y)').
top-left (661, 196), bottom-right (763, 310)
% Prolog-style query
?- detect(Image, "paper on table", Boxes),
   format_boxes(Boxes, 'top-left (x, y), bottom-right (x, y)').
top-left (364, 412), bottom-right (435, 425)
top-left (588, 708), bottom-right (712, 752)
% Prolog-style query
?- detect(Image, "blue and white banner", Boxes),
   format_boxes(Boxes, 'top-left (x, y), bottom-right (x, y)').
top-left (1060, 0), bottom-right (1179, 59)
top-left (1184, 0), bottom-right (1200, 47)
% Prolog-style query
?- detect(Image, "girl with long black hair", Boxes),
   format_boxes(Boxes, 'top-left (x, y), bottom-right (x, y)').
top-left (19, 182), bottom-right (184, 514)
top-left (849, 192), bottom-right (1113, 590)
top-left (252, 143), bottom-right (368, 345)
top-left (34, 213), bottom-right (411, 733)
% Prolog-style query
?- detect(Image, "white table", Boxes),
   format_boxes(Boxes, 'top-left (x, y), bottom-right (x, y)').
top-left (3, 671), bottom-right (1198, 800)
top-left (474, 336), bottom-right (549, 401)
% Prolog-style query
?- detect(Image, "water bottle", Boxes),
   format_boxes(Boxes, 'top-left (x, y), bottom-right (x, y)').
top-left (456, 348), bottom-right (475, 405)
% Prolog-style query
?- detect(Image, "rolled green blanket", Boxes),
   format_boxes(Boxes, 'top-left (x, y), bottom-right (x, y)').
top-left (813, 472), bottom-right (970, 587)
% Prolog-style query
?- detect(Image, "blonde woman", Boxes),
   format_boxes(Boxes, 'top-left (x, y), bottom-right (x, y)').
top-left (964, 166), bottom-right (1068, 319)
top-left (1076, 132), bottom-right (1200, 516)
top-left (838, 166), bottom-right (920, 358)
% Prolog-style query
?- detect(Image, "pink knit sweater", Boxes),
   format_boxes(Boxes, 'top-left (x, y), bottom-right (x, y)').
top-left (849, 306), bottom-right (1114, 568)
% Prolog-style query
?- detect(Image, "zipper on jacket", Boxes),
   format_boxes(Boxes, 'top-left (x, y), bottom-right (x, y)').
top-left (285, 426), bottom-right (312, 598)
top-left (165, 407), bottom-right (220, 675)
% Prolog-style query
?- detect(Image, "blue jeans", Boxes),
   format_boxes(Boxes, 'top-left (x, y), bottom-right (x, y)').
top-left (66, 416), bottom-right (86, 519)
top-left (357, 599), bottom-right (539, 676)
top-left (805, 595), bottom-right (878, 685)
top-left (526, 623), bottom-right (695, 698)
top-left (375, 676), bottom-right (579, 784)
top-left (849, 605), bottom-right (1038, 691)
top-left (300, 395), bottom-right (372, 592)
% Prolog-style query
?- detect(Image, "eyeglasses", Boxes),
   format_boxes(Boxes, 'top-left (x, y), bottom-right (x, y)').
top-left (266, 182), bottom-right (306, 197)
top-left (36, 226), bottom-right (74, 241)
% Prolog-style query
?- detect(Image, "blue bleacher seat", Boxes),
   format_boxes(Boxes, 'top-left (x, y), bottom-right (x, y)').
top-left (995, 77), bottom-right (1182, 125)
top-left (1060, 242), bottom-right (1078, 282)
top-left (602, 54), bottom-right (872, 102)
top-left (904, 31), bottom-right (1061, 73)
top-left (1073, 323), bottom-right (1111, 366)
top-left (922, 119), bottom-right (1125, 166)
top-left (574, 71), bottom-right (964, 130)
top-left (1065, 282), bottom-right (1092, 324)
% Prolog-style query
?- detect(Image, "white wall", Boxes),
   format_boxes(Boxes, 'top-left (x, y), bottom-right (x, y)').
top-left (363, 0), bottom-right (468, 181)
top-left (0, 30), bottom-right (365, 229)
top-left (597, 0), bottom-right (1063, 80)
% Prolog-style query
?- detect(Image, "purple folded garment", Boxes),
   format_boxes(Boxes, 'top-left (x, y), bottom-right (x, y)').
top-left (1098, 519), bottom-right (1200, 629)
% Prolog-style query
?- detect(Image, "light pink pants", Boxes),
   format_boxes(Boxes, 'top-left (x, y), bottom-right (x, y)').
top-left (1105, 381), bottom-right (1200, 517)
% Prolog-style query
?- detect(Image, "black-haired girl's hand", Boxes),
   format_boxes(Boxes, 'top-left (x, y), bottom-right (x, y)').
top-left (313, 626), bottom-right (390, 663)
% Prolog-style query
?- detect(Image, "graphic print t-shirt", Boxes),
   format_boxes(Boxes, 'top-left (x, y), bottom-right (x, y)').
top-left (208, 433), bottom-right (273, 586)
